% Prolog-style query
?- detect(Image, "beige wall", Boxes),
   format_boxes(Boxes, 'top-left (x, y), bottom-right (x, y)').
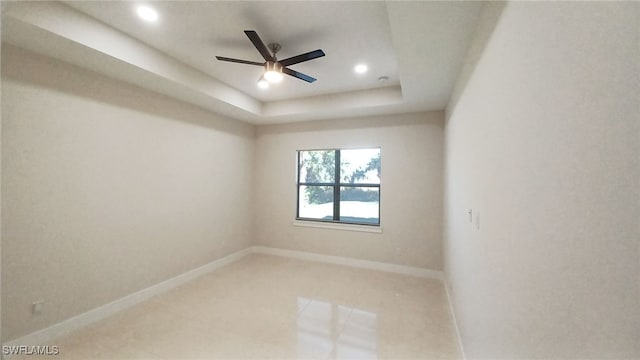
top-left (1, 45), bottom-right (255, 341)
top-left (444, 2), bottom-right (639, 358)
top-left (254, 112), bottom-right (444, 270)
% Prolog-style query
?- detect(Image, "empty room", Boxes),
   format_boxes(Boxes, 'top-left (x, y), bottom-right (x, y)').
top-left (0, 1), bottom-right (638, 359)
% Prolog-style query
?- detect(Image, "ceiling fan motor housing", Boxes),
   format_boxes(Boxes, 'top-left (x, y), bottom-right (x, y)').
top-left (265, 61), bottom-right (282, 73)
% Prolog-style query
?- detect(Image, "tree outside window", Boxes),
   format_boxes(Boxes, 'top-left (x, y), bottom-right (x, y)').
top-left (297, 148), bottom-right (380, 225)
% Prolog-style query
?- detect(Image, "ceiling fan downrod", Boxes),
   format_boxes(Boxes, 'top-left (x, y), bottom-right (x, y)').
top-left (268, 43), bottom-right (281, 60)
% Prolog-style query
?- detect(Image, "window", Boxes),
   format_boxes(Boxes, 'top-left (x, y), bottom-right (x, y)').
top-left (297, 148), bottom-right (380, 226)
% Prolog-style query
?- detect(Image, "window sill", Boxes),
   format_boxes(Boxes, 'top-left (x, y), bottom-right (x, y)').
top-left (293, 220), bottom-right (383, 233)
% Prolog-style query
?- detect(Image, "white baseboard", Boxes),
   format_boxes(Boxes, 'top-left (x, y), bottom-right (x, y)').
top-left (251, 245), bottom-right (444, 280)
top-left (4, 247), bottom-right (252, 349)
top-left (444, 279), bottom-right (466, 360)
top-left (6, 245), bottom-right (447, 354)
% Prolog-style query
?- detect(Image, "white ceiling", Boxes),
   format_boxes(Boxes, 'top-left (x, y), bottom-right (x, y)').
top-left (1, 1), bottom-right (484, 124)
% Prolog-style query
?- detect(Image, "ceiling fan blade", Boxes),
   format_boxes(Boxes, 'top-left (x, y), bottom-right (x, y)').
top-left (279, 50), bottom-right (325, 67)
top-left (215, 56), bottom-right (264, 66)
top-left (244, 30), bottom-right (274, 62)
top-left (282, 67), bottom-right (316, 83)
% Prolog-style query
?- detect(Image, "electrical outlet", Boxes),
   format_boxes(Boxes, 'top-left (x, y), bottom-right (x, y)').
top-left (32, 301), bottom-right (44, 314)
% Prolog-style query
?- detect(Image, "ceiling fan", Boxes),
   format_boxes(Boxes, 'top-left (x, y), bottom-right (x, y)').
top-left (216, 30), bottom-right (325, 85)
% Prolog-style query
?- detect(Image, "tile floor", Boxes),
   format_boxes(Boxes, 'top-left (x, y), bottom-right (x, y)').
top-left (14, 254), bottom-right (461, 359)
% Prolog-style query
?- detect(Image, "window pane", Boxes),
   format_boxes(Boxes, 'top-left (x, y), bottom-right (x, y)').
top-left (299, 150), bottom-right (335, 184)
top-left (299, 186), bottom-right (334, 220)
top-left (339, 187), bottom-right (379, 224)
top-left (340, 149), bottom-right (380, 184)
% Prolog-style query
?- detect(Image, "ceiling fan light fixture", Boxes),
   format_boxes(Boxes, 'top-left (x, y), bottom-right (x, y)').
top-left (264, 71), bottom-right (283, 83)
top-left (257, 76), bottom-right (270, 89)
top-left (264, 62), bottom-right (283, 83)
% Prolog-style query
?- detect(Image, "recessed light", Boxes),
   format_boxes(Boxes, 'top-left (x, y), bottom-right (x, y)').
top-left (136, 5), bottom-right (158, 22)
top-left (378, 76), bottom-right (389, 82)
top-left (354, 64), bottom-right (368, 74)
